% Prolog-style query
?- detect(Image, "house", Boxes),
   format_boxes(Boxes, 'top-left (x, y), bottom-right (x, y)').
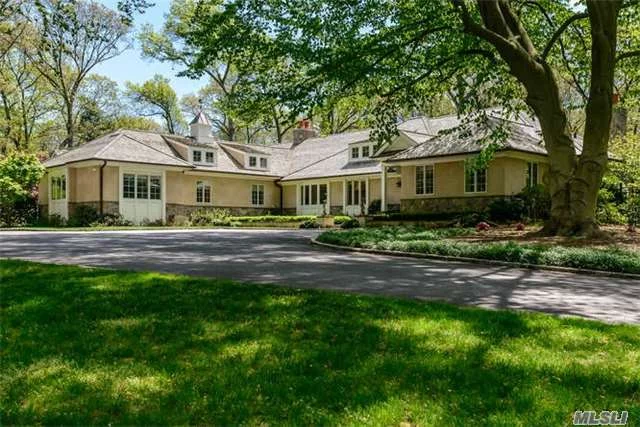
top-left (39, 110), bottom-right (551, 224)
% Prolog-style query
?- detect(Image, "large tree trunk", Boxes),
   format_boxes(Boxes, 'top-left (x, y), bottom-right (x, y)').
top-left (457, 0), bottom-right (621, 235)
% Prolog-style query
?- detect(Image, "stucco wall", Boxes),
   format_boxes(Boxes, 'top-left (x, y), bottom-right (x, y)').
top-left (166, 172), bottom-right (280, 209)
top-left (400, 158), bottom-right (535, 199)
top-left (283, 184), bottom-right (297, 209)
top-left (37, 175), bottom-right (48, 205)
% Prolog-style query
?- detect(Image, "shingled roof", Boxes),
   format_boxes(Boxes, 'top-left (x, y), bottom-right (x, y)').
top-left (44, 130), bottom-right (193, 168)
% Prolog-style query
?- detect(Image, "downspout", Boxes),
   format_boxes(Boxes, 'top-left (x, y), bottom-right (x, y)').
top-left (275, 180), bottom-right (284, 214)
top-left (99, 160), bottom-right (107, 215)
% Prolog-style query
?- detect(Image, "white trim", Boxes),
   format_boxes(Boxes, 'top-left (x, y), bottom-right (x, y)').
top-left (195, 179), bottom-right (213, 205)
top-left (463, 164), bottom-right (488, 194)
top-left (414, 164), bottom-right (435, 197)
top-left (251, 183), bottom-right (265, 206)
top-left (48, 167), bottom-right (68, 219)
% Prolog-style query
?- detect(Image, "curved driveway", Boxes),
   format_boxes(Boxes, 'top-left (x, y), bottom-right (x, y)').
top-left (1, 229), bottom-right (638, 324)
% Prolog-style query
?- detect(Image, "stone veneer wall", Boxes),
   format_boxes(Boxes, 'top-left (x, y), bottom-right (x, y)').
top-left (400, 196), bottom-right (505, 214)
top-left (330, 206), bottom-right (343, 215)
top-left (166, 203), bottom-right (275, 218)
top-left (68, 201), bottom-right (119, 216)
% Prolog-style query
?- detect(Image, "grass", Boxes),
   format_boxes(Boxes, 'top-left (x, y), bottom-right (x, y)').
top-left (1, 260), bottom-right (639, 425)
top-left (317, 227), bottom-right (640, 275)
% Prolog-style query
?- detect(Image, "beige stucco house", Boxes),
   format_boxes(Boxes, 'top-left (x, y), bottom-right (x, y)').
top-left (40, 110), bottom-right (550, 224)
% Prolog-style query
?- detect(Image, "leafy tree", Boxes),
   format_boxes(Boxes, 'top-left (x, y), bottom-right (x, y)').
top-left (0, 152), bottom-right (44, 205)
top-left (25, 0), bottom-right (131, 147)
top-left (126, 75), bottom-right (184, 134)
top-left (185, 0), bottom-right (640, 236)
top-left (75, 74), bottom-right (123, 141)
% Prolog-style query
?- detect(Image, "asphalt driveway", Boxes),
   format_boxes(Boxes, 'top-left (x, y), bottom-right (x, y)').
top-left (1, 229), bottom-right (638, 324)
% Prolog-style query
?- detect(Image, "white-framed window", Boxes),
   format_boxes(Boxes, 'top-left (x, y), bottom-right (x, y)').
top-left (346, 180), bottom-right (366, 206)
top-left (300, 183), bottom-right (328, 206)
top-left (193, 150), bottom-right (202, 163)
top-left (196, 180), bottom-right (212, 204)
top-left (415, 165), bottom-right (434, 195)
top-left (150, 176), bottom-right (161, 200)
top-left (526, 162), bottom-right (539, 187)
top-left (249, 156), bottom-right (257, 167)
top-left (362, 146), bottom-right (370, 158)
top-left (260, 157), bottom-right (268, 168)
top-left (351, 147), bottom-right (360, 159)
top-left (205, 151), bottom-right (215, 164)
top-left (123, 174), bottom-right (162, 200)
top-left (251, 184), bottom-right (265, 205)
top-left (50, 174), bottom-right (66, 200)
top-left (465, 166), bottom-right (487, 193)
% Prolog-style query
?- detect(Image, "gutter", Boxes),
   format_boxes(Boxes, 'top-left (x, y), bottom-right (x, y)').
top-left (99, 160), bottom-right (107, 215)
top-left (275, 180), bottom-right (284, 214)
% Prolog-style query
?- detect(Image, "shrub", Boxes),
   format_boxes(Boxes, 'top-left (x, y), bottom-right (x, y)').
top-left (476, 221), bottom-right (490, 232)
top-left (626, 197), bottom-right (640, 228)
top-left (43, 213), bottom-right (66, 227)
top-left (488, 197), bottom-right (525, 222)
top-left (67, 204), bottom-right (99, 227)
top-left (596, 188), bottom-right (626, 225)
top-left (0, 153), bottom-right (44, 227)
top-left (340, 218), bottom-right (360, 229)
top-left (91, 213), bottom-right (132, 227)
top-left (519, 184), bottom-right (551, 221)
top-left (189, 209), bottom-right (232, 226)
top-left (231, 215), bottom-right (316, 223)
top-left (299, 219), bottom-right (320, 229)
top-left (368, 199), bottom-right (381, 214)
top-left (333, 215), bottom-right (351, 225)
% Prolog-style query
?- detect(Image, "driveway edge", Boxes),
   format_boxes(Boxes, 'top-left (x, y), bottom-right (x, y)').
top-left (310, 238), bottom-right (640, 280)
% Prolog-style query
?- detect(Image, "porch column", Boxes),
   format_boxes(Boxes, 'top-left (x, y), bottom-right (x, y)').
top-left (296, 184), bottom-right (300, 215)
top-left (326, 181), bottom-right (331, 215)
top-left (161, 170), bottom-right (167, 224)
top-left (381, 165), bottom-right (387, 212)
top-left (365, 178), bottom-right (369, 215)
top-left (342, 179), bottom-right (347, 214)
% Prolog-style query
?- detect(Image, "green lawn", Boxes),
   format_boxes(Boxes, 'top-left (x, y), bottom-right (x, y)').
top-left (1, 260), bottom-right (638, 425)
top-left (317, 227), bottom-right (640, 275)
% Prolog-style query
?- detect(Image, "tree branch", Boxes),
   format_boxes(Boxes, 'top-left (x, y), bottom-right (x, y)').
top-left (541, 12), bottom-right (589, 60)
top-left (616, 49), bottom-right (640, 63)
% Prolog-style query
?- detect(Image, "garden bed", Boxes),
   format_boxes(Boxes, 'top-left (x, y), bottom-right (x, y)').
top-left (316, 226), bottom-right (640, 274)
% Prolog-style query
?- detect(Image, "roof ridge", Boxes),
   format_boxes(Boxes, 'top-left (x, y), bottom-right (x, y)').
top-left (121, 132), bottom-right (193, 167)
top-left (93, 132), bottom-right (122, 158)
top-left (283, 147), bottom-right (350, 179)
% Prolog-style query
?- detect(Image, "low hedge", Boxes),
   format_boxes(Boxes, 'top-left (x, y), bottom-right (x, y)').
top-left (317, 228), bottom-right (640, 275)
top-left (230, 215), bottom-right (317, 223)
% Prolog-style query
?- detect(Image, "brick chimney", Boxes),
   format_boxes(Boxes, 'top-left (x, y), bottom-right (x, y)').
top-left (292, 119), bottom-right (318, 146)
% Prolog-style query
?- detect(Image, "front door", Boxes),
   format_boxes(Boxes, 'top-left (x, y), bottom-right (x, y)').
top-left (345, 180), bottom-right (367, 216)
top-left (119, 171), bottom-right (163, 224)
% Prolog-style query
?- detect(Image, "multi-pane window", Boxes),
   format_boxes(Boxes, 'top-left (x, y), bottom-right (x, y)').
top-left (346, 180), bottom-right (366, 206)
top-left (260, 157), bottom-right (268, 168)
top-left (205, 151), bottom-right (215, 164)
top-left (300, 184), bottom-right (328, 206)
top-left (526, 162), bottom-right (539, 187)
top-left (150, 176), bottom-right (161, 200)
top-left (193, 150), bottom-right (202, 162)
top-left (137, 175), bottom-right (149, 199)
top-left (362, 146), bottom-right (370, 158)
top-left (465, 167), bottom-right (487, 193)
top-left (123, 174), bottom-right (135, 199)
top-left (415, 165), bottom-right (434, 195)
top-left (51, 175), bottom-right (66, 200)
top-left (252, 184), bottom-right (265, 205)
top-left (351, 147), bottom-right (359, 159)
top-left (123, 174), bottom-right (161, 200)
top-left (249, 156), bottom-right (257, 167)
top-left (196, 180), bottom-right (212, 204)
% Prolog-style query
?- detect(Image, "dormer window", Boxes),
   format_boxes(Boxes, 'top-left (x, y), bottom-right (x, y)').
top-left (350, 143), bottom-right (374, 161)
top-left (246, 155), bottom-right (269, 170)
top-left (192, 148), bottom-right (216, 166)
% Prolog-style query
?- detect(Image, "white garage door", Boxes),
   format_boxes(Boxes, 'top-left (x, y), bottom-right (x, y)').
top-left (120, 172), bottom-right (164, 224)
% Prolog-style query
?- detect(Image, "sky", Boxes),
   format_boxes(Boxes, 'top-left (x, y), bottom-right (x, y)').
top-left (93, 0), bottom-right (207, 98)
